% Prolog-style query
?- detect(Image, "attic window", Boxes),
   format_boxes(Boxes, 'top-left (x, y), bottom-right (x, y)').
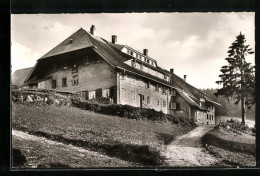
top-left (69, 39), bottom-right (73, 43)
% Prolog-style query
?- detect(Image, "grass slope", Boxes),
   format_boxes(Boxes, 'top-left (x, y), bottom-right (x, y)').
top-left (202, 128), bottom-right (255, 167)
top-left (12, 103), bottom-right (194, 167)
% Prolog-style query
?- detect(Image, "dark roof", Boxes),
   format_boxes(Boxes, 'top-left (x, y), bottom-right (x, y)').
top-left (40, 28), bottom-right (93, 59)
top-left (12, 67), bottom-right (33, 86)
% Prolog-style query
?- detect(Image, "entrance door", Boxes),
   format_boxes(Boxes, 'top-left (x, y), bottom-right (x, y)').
top-left (139, 94), bottom-right (143, 108)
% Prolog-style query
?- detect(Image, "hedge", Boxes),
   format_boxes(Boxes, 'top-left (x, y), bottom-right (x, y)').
top-left (71, 96), bottom-right (196, 127)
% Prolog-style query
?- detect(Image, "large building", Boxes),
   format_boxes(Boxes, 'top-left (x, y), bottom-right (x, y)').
top-left (14, 25), bottom-right (220, 125)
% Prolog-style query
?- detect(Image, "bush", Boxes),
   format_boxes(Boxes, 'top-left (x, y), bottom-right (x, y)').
top-left (71, 98), bottom-right (196, 127)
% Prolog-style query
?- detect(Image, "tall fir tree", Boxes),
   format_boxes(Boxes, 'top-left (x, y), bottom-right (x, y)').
top-left (215, 33), bottom-right (255, 125)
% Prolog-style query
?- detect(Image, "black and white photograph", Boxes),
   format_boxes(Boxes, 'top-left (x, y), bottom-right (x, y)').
top-left (11, 13), bottom-right (255, 168)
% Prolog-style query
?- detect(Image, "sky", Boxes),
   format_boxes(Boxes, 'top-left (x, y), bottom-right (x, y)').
top-left (11, 13), bottom-right (255, 89)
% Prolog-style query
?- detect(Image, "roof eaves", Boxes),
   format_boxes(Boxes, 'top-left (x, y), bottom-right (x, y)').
top-left (24, 61), bottom-right (39, 84)
top-left (116, 65), bottom-right (181, 91)
top-left (92, 48), bottom-right (116, 68)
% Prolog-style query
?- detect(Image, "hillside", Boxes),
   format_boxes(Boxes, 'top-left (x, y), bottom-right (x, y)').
top-left (12, 101), bottom-right (196, 167)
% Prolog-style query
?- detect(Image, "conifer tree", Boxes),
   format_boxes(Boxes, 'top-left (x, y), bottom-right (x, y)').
top-left (215, 33), bottom-right (255, 125)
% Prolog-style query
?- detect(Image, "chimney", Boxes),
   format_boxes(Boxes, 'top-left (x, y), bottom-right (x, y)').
top-left (170, 68), bottom-right (174, 74)
top-left (184, 75), bottom-right (187, 82)
top-left (112, 35), bottom-right (117, 44)
top-left (90, 25), bottom-right (96, 36)
top-left (143, 49), bottom-right (148, 56)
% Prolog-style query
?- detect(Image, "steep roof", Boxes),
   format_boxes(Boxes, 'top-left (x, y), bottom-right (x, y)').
top-left (12, 67), bottom-right (33, 86)
top-left (177, 90), bottom-right (207, 111)
top-left (40, 28), bottom-right (94, 59)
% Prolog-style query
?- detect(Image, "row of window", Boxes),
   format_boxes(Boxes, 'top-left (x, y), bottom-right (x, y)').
top-left (52, 56), bottom-right (102, 73)
top-left (121, 88), bottom-right (177, 109)
top-left (126, 49), bottom-right (155, 67)
top-left (121, 74), bottom-right (176, 95)
top-left (122, 88), bottom-right (136, 102)
top-left (52, 75), bottom-right (79, 89)
top-left (131, 60), bottom-right (169, 81)
top-left (207, 114), bottom-right (214, 120)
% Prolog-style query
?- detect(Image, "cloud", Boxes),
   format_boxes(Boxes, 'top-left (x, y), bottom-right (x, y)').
top-left (11, 13), bottom-right (255, 88)
top-left (11, 42), bottom-right (41, 73)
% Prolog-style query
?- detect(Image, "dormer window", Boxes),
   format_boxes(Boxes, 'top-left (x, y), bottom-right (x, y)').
top-left (164, 74), bottom-right (167, 79)
top-left (130, 51), bottom-right (133, 56)
top-left (147, 59), bottom-right (150, 64)
top-left (131, 59), bottom-right (136, 68)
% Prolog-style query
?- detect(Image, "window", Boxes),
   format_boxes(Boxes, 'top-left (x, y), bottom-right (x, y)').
top-left (171, 89), bottom-right (176, 96)
top-left (122, 73), bottom-right (126, 81)
top-left (122, 88), bottom-right (127, 99)
top-left (164, 74), bottom-right (167, 79)
top-left (136, 53), bottom-right (139, 59)
top-left (131, 91), bottom-right (136, 102)
top-left (145, 81), bottom-right (150, 89)
top-left (130, 51), bottom-right (133, 56)
top-left (53, 63), bottom-right (57, 73)
top-left (163, 87), bottom-right (166, 94)
top-left (102, 89), bottom-right (110, 98)
top-left (127, 49), bottom-right (130, 54)
top-left (147, 59), bottom-right (150, 64)
top-left (176, 103), bottom-right (183, 110)
top-left (156, 99), bottom-right (160, 106)
top-left (159, 85), bottom-right (162, 93)
top-left (131, 60), bottom-right (136, 67)
top-left (84, 56), bottom-right (90, 65)
top-left (163, 101), bottom-right (166, 107)
top-left (62, 77), bottom-right (67, 87)
top-left (73, 75), bottom-right (79, 86)
top-left (89, 91), bottom-right (96, 99)
top-left (170, 102), bottom-right (176, 109)
top-left (140, 63), bottom-right (143, 70)
top-left (52, 79), bottom-right (57, 89)
top-left (147, 96), bottom-right (150, 104)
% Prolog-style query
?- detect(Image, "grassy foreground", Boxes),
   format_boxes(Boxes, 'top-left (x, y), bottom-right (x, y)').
top-left (202, 127), bottom-right (255, 167)
top-left (12, 103), bottom-right (195, 167)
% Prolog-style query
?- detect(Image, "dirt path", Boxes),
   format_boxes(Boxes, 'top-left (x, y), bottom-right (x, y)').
top-left (160, 125), bottom-right (220, 167)
top-left (12, 129), bottom-right (135, 167)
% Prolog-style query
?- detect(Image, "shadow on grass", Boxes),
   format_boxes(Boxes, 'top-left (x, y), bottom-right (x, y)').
top-left (37, 162), bottom-right (71, 168)
top-left (155, 132), bottom-right (175, 145)
top-left (202, 132), bottom-right (255, 156)
top-left (12, 148), bottom-right (27, 167)
top-left (13, 126), bottom-right (162, 166)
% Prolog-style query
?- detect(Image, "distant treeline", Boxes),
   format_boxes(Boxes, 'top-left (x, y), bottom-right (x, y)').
top-left (201, 88), bottom-right (255, 120)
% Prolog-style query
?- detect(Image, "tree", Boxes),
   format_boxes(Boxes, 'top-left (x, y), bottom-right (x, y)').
top-left (215, 33), bottom-right (255, 125)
